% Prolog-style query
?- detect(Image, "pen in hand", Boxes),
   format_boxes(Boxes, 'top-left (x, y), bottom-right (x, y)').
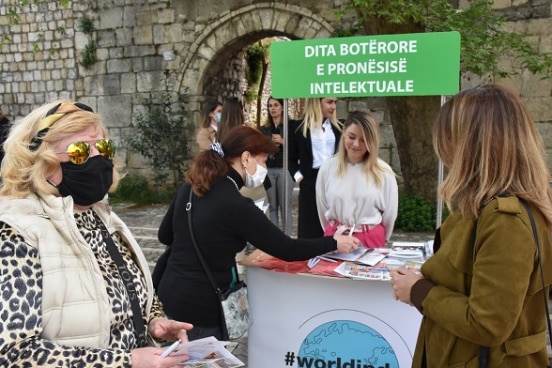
top-left (349, 223), bottom-right (355, 238)
top-left (160, 340), bottom-right (180, 358)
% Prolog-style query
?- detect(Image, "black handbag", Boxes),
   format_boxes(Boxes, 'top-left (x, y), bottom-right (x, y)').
top-left (152, 245), bottom-right (171, 291)
top-left (186, 187), bottom-right (252, 340)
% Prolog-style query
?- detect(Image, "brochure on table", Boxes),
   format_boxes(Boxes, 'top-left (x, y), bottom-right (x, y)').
top-left (242, 241), bottom-right (432, 281)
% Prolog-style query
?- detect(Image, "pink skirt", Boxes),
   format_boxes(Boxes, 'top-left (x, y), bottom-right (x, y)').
top-left (324, 221), bottom-right (386, 248)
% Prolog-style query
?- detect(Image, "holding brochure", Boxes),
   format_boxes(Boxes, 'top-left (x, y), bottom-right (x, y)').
top-left (162, 336), bottom-right (244, 368)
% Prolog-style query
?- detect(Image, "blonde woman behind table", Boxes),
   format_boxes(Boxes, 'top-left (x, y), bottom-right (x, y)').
top-left (316, 110), bottom-right (398, 248)
top-left (288, 97), bottom-right (342, 238)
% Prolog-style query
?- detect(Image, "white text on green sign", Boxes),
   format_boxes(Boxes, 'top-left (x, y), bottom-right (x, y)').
top-left (270, 32), bottom-right (460, 98)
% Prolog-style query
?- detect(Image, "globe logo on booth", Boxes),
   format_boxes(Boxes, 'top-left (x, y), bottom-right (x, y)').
top-left (297, 320), bottom-right (398, 368)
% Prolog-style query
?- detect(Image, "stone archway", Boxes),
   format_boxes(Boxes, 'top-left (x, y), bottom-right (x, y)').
top-left (176, 2), bottom-right (335, 140)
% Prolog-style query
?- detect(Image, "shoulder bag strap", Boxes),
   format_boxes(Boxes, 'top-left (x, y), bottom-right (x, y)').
top-left (186, 186), bottom-right (223, 297)
top-left (519, 199), bottom-right (552, 345)
top-left (98, 219), bottom-right (147, 345)
top-left (475, 198), bottom-right (552, 368)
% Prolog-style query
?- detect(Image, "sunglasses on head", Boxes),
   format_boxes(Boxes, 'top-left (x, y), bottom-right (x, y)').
top-left (29, 102), bottom-right (94, 152)
top-left (61, 139), bottom-right (116, 165)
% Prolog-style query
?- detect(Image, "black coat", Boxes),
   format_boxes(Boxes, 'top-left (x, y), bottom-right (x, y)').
top-left (287, 119), bottom-right (342, 181)
top-left (156, 169), bottom-right (337, 327)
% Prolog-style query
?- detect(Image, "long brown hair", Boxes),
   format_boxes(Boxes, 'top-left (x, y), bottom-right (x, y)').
top-left (217, 97), bottom-right (245, 142)
top-left (201, 100), bottom-right (222, 128)
top-left (262, 96), bottom-right (283, 129)
top-left (187, 125), bottom-right (277, 195)
top-left (433, 83), bottom-right (552, 231)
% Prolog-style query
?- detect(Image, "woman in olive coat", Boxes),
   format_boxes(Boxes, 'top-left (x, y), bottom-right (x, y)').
top-left (391, 84), bottom-right (552, 367)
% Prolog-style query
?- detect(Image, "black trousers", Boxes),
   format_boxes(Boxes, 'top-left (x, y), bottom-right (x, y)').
top-left (297, 169), bottom-right (323, 239)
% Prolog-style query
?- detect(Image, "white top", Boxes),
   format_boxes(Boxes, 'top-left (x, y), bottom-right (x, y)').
top-left (316, 156), bottom-right (399, 240)
top-left (310, 119), bottom-right (336, 169)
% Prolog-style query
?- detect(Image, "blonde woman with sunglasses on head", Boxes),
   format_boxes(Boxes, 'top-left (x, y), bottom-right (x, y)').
top-left (0, 101), bottom-right (193, 368)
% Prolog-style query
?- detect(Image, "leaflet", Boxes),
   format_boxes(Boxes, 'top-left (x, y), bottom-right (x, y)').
top-left (333, 262), bottom-right (391, 281)
top-left (323, 247), bottom-right (369, 262)
top-left (164, 336), bottom-right (245, 368)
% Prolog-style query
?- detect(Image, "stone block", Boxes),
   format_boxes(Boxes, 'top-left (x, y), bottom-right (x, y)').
top-left (121, 73), bottom-right (137, 94)
top-left (123, 6), bottom-right (138, 28)
top-left (137, 71), bottom-right (165, 92)
top-left (84, 74), bottom-right (121, 96)
top-left (98, 94), bottom-right (132, 128)
top-left (134, 25), bottom-right (153, 45)
top-left (99, 7), bottom-right (124, 30)
top-left (143, 56), bottom-right (163, 71)
top-left (527, 97), bottom-right (552, 121)
top-left (158, 9), bottom-right (175, 24)
top-left (107, 59), bottom-right (132, 73)
top-left (98, 30), bottom-right (118, 48)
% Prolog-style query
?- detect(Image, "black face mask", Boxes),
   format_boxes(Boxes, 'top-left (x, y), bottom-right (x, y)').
top-left (56, 156), bottom-right (114, 206)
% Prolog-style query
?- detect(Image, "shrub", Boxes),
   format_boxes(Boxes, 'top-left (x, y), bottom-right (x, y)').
top-left (395, 192), bottom-right (436, 232)
top-left (125, 76), bottom-right (191, 190)
top-left (110, 174), bottom-right (174, 205)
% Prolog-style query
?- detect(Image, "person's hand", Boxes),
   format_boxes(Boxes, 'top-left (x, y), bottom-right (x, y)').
top-left (131, 346), bottom-right (189, 368)
top-left (148, 317), bottom-right (193, 343)
top-left (272, 133), bottom-right (283, 145)
top-left (334, 234), bottom-right (360, 254)
top-left (390, 268), bottom-right (423, 305)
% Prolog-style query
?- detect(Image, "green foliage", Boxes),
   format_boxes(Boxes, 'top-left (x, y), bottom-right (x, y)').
top-left (339, 0), bottom-right (552, 79)
top-left (244, 42), bottom-right (266, 103)
top-left (79, 15), bottom-right (96, 34)
top-left (110, 174), bottom-right (174, 205)
top-left (78, 14), bottom-right (96, 68)
top-left (79, 41), bottom-right (97, 68)
top-left (395, 192), bottom-right (436, 232)
top-left (2, 0), bottom-right (70, 50)
top-left (125, 78), bottom-right (191, 190)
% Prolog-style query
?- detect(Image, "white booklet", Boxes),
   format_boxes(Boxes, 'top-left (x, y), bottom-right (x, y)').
top-left (163, 336), bottom-right (245, 368)
top-left (355, 249), bottom-right (386, 266)
top-left (323, 247), bottom-right (369, 262)
top-left (388, 241), bottom-right (425, 260)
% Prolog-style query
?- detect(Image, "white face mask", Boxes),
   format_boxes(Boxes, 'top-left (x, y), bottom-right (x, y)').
top-left (215, 112), bottom-right (221, 123)
top-left (245, 158), bottom-right (268, 188)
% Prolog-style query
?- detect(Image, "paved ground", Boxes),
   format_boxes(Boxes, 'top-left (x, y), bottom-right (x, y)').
top-left (113, 187), bottom-right (552, 366)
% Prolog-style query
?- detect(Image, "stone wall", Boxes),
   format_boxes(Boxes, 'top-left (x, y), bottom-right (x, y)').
top-left (0, 0), bottom-right (551, 178)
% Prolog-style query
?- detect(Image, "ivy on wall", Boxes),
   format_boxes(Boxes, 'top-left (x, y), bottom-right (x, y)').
top-left (78, 14), bottom-right (96, 69)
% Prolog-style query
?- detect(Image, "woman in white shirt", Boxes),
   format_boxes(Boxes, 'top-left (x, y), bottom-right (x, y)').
top-left (316, 110), bottom-right (398, 247)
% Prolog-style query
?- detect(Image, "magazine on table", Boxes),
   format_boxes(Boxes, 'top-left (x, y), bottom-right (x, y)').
top-left (355, 249), bottom-right (387, 266)
top-left (388, 241), bottom-right (426, 260)
top-left (323, 247), bottom-right (369, 262)
top-left (333, 262), bottom-right (391, 281)
top-left (163, 336), bottom-right (244, 368)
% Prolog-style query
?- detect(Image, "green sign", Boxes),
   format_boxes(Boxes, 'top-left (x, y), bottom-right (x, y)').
top-left (271, 32), bottom-right (460, 98)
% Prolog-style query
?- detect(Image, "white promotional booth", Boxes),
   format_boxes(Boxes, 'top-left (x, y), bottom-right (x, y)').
top-left (246, 266), bottom-right (422, 368)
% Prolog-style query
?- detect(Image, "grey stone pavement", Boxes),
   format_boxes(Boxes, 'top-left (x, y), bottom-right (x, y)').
top-left (113, 187), bottom-right (552, 366)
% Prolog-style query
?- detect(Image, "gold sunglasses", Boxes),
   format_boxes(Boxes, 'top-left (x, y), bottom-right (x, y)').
top-left (62, 139), bottom-right (116, 164)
